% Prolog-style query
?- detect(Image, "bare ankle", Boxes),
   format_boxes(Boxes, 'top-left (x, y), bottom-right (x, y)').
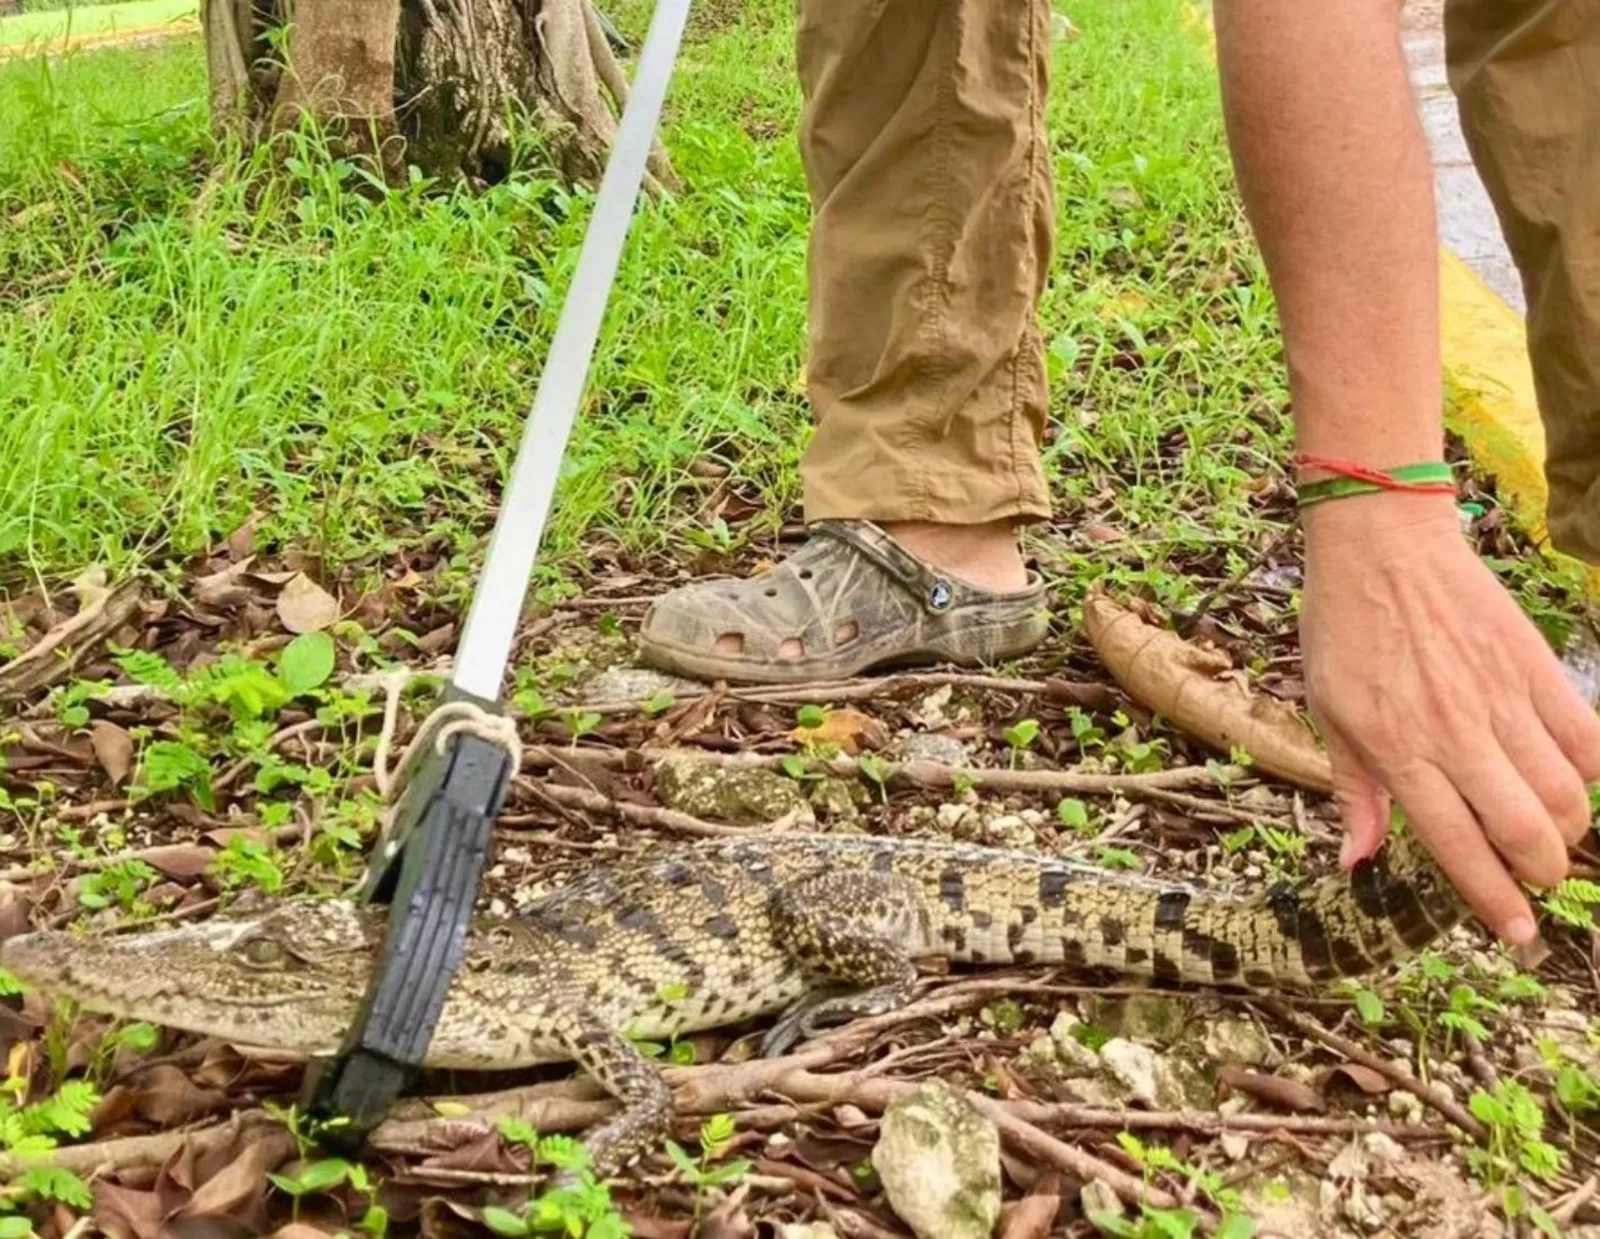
top-left (878, 520), bottom-right (1028, 593)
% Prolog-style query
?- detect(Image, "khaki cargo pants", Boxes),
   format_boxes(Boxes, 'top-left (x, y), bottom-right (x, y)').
top-left (795, 0), bottom-right (1600, 561)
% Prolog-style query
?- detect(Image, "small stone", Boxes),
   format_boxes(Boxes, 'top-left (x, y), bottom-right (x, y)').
top-left (1079, 1180), bottom-right (1123, 1227)
top-left (1086, 993), bottom-right (1191, 1044)
top-left (808, 775), bottom-right (867, 821)
top-left (1423, 1079), bottom-right (1456, 1107)
top-left (1048, 1013), bottom-right (1104, 1073)
top-left (937, 803), bottom-right (977, 831)
top-left (1100, 1039), bottom-right (1211, 1109)
top-left (1099, 1039), bottom-right (1161, 1105)
top-left (1204, 1014), bottom-right (1273, 1067)
top-left (1387, 1091), bottom-right (1423, 1121)
top-left (872, 1082), bottom-right (1002, 1239)
top-left (1016, 1012), bottom-right (1102, 1076)
top-left (1361, 1133), bottom-right (1405, 1165)
top-left (582, 665), bottom-right (696, 706)
top-left (1220, 1132), bottom-right (1250, 1161)
top-left (780, 1226), bottom-right (840, 1239)
top-left (913, 685), bottom-right (955, 729)
top-left (1019, 808), bottom-right (1045, 828)
top-left (653, 756), bottom-right (811, 825)
top-left (985, 814), bottom-right (1034, 849)
top-left (898, 731), bottom-right (969, 767)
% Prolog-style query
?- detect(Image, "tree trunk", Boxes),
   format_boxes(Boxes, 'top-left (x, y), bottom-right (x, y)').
top-left (202, 0), bottom-right (673, 187)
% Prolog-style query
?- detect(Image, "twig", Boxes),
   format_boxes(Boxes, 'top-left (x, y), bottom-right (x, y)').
top-left (524, 780), bottom-right (780, 838)
top-left (997, 1100), bottom-right (1442, 1141)
top-left (569, 670), bottom-right (1112, 716)
top-left (1462, 1034), bottom-right (1501, 1092)
top-left (539, 743), bottom-right (1242, 798)
top-left (1551, 1175), bottom-right (1599, 1228)
top-left (214, 718), bottom-right (327, 791)
top-left (966, 1093), bottom-right (1200, 1222)
top-left (1274, 1006), bottom-right (1487, 1141)
top-left (0, 1112), bottom-right (269, 1179)
top-left (55, 798), bottom-right (134, 822)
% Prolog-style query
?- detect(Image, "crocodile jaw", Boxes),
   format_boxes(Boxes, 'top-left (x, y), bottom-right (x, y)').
top-left (1, 902), bottom-right (373, 1058)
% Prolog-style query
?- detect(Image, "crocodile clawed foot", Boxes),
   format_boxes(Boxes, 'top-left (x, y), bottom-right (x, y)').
top-left (762, 988), bottom-right (907, 1057)
top-left (760, 1008), bottom-right (809, 1058)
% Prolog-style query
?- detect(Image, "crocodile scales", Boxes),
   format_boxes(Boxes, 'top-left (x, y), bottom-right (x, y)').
top-left (1, 831), bottom-right (1467, 1174)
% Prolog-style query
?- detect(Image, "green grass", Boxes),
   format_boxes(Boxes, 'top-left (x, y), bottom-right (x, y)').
top-left (0, 0), bottom-right (194, 48)
top-left (1, 0), bottom-right (1289, 608)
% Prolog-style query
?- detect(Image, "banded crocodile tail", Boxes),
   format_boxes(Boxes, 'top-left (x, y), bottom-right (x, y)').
top-left (894, 828), bottom-right (1470, 991)
top-left (1085, 829), bottom-right (1467, 990)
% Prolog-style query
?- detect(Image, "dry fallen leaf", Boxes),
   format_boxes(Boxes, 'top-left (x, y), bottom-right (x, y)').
top-left (192, 559), bottom-right (257, 610)
top-left (1000, 1191), bottom-right (1063, 1239)
top-left (1216, 1064), bottom-right (1326, 1113)
top-left (129, 1063), bottom-right (230, 1126)
top-left (275, 573), bottom-right (339, 634)
top-left (1083, 592), bottom-right (1334, 793)
top-left (791, 707), bottom-right (889, 755)
top-left (136, 843), bottom-right (218, 880)
top-left (93, 1179), bottom-right (167, 1239)
top-left (176, 1126), bottom-right (295, 1218)
top-left (90, 720), bottom-right (135, 785)
top-left (1319, 1063), bottom-right (1393, 1096)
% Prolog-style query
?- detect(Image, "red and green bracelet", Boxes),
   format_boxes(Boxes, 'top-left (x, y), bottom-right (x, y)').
top-left (1291, 454), bottom-right (1456, 509)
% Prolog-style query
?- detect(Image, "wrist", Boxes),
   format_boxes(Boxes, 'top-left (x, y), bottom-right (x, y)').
top-left (1301, 488), bottom-right (1462, 552)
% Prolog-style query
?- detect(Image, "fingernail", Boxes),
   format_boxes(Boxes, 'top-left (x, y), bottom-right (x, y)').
top-left (1503, 916), bottom-right (1537, 946)
top-left (1339, 835), bottom-right (1360, 869)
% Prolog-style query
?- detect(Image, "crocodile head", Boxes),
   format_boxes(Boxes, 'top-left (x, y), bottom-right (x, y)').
top-left (1, 898), bottom-right (382, 1056)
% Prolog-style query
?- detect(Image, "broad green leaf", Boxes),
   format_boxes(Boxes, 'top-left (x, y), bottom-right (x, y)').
top-left (280, 631), bottom-right (336, 695)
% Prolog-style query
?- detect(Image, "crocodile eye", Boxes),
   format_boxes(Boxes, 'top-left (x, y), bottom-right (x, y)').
top-left (240, 938), bottom-right (285, 967)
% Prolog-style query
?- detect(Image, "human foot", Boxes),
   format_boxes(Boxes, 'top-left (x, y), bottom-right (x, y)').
top-left (879, 519), bottom-right (1029, 593)
top-left (637, 521), bottom-right (1048, 685)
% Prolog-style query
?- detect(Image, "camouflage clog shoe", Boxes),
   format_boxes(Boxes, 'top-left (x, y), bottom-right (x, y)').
top-left (638, 520), bottom-right (1050, 685)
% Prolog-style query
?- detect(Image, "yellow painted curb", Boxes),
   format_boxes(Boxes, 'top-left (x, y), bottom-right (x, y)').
top-left (1175, 0), bottom-right (1593, 595)
top-left (0, 17), bottom-right (197, 62)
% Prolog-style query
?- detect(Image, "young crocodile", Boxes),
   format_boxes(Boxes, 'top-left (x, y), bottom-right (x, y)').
top-left (1, 830), bottom-right (1466, 1174)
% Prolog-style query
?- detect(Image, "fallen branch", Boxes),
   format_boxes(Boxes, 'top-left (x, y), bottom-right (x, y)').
top-left (0, 1111), bottom-right (272, 1180)
top-left (0, 574), bottom-right (143, 702)
top-left (530, 743), bottom-right (1242, 798)
top-left (1551, 1175), bottom-right (1599, 1228)
top-left (1274, 1006), bottom-right (1486, 1142)
top-left (997, 1100), bottom-right (1441, 1141)
top-left (569, 670), bottom-right (1114, 717)
top-left (967, 1092), bottom-right (1199, 1221)
top-left (524, 781), bottom-right (791, 838)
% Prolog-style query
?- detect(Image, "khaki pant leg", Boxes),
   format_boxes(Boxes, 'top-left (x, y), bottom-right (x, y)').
top-left (795, 0), bottom-right (1056, 525)
top-left (1445, 0), bottom-right (1600, 561)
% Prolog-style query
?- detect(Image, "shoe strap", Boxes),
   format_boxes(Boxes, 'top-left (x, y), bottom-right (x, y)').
top-left (811, 520), bottom-right (963, 615)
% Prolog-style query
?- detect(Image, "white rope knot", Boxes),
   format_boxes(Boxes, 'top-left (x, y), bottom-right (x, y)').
top-left (371, 669), bottom-right (524, 803)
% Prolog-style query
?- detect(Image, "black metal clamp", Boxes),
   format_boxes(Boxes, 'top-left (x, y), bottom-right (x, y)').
top-left (296, 0), bottom-right (696, 1143)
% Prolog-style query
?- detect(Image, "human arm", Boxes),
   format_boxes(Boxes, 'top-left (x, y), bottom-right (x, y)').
top-left (1212, 0), bottom-right (1600, 945)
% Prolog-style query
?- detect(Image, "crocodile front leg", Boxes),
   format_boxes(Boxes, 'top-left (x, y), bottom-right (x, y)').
top-left (761, 870), bottom-right (924, 1057)
top-left (553, 1012), bottom-right (674, 1179)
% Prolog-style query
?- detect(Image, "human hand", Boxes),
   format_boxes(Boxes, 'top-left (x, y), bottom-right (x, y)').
top-left (1299, 493), bottom-right (1600, 946)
